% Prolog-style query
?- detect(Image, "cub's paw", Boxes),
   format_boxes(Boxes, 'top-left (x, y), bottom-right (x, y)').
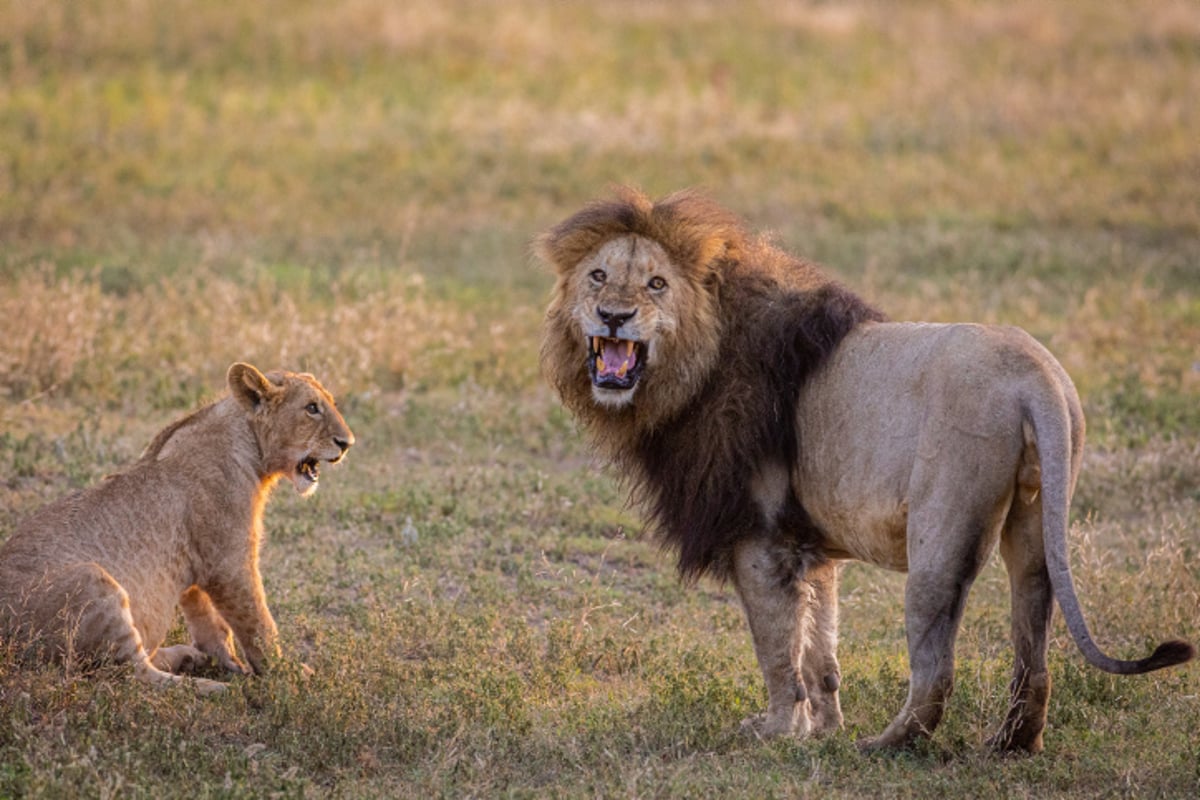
top-left (153, 644), bottom-right (209, 674)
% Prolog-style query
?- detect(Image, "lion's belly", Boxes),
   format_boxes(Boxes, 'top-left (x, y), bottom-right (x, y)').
top-left (801, 471), bottom-right (913, 572)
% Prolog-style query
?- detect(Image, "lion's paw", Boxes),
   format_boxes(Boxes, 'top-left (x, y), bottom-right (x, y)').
top-left (856, 729), bottom-right (918, 754)
top-left (739, 710), bottom-right (807, 741)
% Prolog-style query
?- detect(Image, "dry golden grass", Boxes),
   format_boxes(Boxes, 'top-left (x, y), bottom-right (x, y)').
top-left (0, 266), bottom-right (530, 405)
top-left (3, 0), bottom-right (1199, 247)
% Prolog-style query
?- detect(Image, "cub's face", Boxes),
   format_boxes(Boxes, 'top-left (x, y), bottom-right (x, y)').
top-left (270, 374), bottom-right (354, 496)
top-left (228, 363), bottom-right (355, 496)
top-left (568, 235), bottom-right (686, 408)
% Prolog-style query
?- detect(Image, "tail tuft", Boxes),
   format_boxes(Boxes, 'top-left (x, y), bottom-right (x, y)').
top-left (1144, 639), bottom-right (1196, 672)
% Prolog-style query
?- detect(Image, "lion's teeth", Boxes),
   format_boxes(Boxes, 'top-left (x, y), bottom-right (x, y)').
top-left (625, 340), bottom-right (634, 357)
top-left (596, 357), bottom-right (605, 372)
top-left (592, 336), bottom-right (601, 352)
top-left (617, 364), bottom-right (627, 378)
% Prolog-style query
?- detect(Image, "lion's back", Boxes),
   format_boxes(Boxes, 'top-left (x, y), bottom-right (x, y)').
top-left (796, 321), bottom-right (1081, 561)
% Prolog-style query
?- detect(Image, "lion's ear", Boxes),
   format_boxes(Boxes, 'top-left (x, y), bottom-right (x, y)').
top-left (532, 232), bottom-right (565, 274)
top-left (694, 235), bottom-right (735, 274)
top-left (227, 362), bottom-right (275, 410)
top-left (533, 228), bottom-right (595, 277)
top-left (649, 188), bottom-right (745, 278)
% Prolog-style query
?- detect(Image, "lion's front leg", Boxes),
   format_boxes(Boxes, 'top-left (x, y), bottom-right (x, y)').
top-left (800, 559), bottom-right (844, 734)
top-left (732, 537), bottom-right (810, 739)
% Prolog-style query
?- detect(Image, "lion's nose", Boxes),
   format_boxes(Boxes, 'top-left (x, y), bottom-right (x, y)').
top-left (597, 307), bottom-right (636, 334)
top-left (335, 434), bottom-right (354, 453)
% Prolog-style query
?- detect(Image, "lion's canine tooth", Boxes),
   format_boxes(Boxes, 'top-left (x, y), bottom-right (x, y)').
top-left (592, 336), bottom-right (601, 352)
top-left (617, 364), bottom-right (628, 378)
top-left (597, 357), bottom-right (606, 372)
top-left (626, 340), bottom-right (634, 357)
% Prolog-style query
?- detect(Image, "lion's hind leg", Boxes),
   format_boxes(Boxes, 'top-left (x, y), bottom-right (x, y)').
top-left (859, 569), bottom-right (969, 750)
top-left (861, 514), bottom-right (1000, 751)
top-left (988, 477), bottom-right (1053, 754)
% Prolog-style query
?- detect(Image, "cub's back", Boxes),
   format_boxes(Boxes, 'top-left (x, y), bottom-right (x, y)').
top-left (0, 460), bottom-right (193, 603)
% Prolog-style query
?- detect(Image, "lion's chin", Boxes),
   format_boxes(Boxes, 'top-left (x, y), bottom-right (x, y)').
top-left (592, 383), bottom-right (638, 409)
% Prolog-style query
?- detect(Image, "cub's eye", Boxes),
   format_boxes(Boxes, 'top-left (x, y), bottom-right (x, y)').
top-left (305, 402), bottom-right (321, 415)
top-left (648, 276), bottom-right (667, 291)
top-left (588, 269), bottom-right (606, 285)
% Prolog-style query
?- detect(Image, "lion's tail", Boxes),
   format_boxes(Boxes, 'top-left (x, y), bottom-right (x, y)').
top-left (1025, 366), bottom-right (1195, 675)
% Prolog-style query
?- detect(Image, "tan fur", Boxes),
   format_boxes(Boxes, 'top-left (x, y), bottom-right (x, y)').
top-left (538, 188), bottom-right (1194, 753)
top-left (0, 363), bottom-right (354, 693)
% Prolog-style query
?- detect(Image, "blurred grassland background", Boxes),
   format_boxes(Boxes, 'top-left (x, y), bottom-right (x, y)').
top-left (1, 1), bottom-right (1198, 797)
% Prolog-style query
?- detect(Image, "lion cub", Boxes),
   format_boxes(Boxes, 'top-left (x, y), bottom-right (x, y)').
top-left (0, 363), bottom-right (354, 693)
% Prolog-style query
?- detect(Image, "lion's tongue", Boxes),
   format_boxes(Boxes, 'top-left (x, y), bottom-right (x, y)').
top-left (599, 339), bottom-right (636, 377)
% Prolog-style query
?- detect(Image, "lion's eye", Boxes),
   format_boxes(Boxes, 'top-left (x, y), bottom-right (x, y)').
top-left (648, 276), bottom-right (667, 291)
top-left (306, 402), bottom-right (321, 415)
top-left (589, 269), bottom-right (606, 285)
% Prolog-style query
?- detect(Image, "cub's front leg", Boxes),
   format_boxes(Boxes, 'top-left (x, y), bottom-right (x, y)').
top-left (202, 566), bottom-right (280, 675)
top-left (179, 585), bottom-right (250, 674)
top-left (732, 537), bottom-right (812, 738)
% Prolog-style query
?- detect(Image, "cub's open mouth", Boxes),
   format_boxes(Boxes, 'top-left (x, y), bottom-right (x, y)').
top-left (588, 336), bottom-right (645, 390)
top-left (296, 457), bottom-right (321, 486)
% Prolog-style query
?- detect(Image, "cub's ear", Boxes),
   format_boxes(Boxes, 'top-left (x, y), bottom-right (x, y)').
top-left (227, 362), bottom-right (275, 410)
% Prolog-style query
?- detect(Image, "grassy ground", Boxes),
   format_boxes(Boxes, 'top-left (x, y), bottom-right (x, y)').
top-left (2, 1), bottom-right (1198, 797)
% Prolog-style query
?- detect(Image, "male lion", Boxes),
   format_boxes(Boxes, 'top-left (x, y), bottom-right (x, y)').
top-left (0, 363), bottom-right (354, 694)
top-left (536, 187), bottom-right (1194, 753)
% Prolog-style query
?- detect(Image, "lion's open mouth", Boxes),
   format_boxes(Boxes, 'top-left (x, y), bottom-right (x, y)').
top-left (588, 336), bottom-right (645, 390)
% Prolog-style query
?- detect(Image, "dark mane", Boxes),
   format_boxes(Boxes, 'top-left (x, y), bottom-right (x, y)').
top-left (624, 264), bottom-right (883, 580)
top-left (538, 187), bottom-right (884, 582)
